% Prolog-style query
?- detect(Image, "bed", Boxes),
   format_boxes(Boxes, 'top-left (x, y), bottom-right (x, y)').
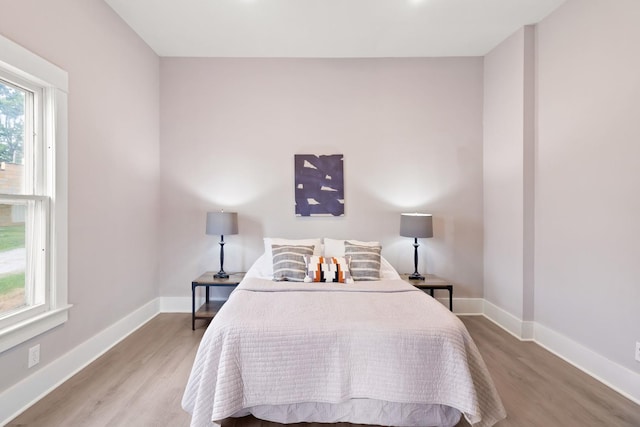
top-left (182, 239), bottom-right (506, 427)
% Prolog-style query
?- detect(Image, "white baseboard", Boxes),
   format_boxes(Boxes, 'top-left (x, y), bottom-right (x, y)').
top-left (159, 296), bottom-right (192, 313)
top-left (436, 297), bottom-right (483, 315)
top-left (521, 321), bottom-right (535, 340)
top-left (0, 298), bottom-right (160, 426)
top-left (483, 299), bottom-right (534, 340)
top-left (159, 296), bottom-right (228, 313)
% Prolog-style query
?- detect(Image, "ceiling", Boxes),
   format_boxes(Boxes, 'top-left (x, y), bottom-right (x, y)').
top-left (104, 0), bottom-right (566, 58)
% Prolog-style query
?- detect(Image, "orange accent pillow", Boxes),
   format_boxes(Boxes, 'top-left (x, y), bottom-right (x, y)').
top-left (304, 255), bottom-right (351, 283)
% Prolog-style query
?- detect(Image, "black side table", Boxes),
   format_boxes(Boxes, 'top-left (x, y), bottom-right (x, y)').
top-left (400, 273), bottom-right (453, 311)
top-left (191, 272), bottom-right (245, 330)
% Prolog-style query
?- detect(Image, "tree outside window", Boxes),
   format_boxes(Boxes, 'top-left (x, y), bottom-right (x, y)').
top-left (0, 82), bottom-right (25, 164)
top-left (0, 81), bottom-right (26, 314)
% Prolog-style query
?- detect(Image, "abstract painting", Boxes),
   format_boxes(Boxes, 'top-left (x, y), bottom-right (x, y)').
top-left (295, 154), bottom-right (344, 217)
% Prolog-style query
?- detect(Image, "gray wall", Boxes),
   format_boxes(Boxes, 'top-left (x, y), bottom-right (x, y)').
top-left (535, 0), bottom-right (640, 372)
top-left (483, 28), bottom-right (528, 320)
top-left (483, 0), bottom-right (640, 374)
top-left (158, 57), bottom-right (485, 299)
top-left (0, 0), bottom-right (160, 392)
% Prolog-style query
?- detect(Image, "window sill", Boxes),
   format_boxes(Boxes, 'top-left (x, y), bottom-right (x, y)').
top-left (0, 304), bottom-right (72, 354)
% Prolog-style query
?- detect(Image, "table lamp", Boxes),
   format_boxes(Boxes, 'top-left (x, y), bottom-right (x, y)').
top-left (400, 213), bottom-right (433, 280)
top-left (206, 211), bottom-right (239, 279)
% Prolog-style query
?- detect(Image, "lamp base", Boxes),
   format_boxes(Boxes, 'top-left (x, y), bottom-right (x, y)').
top-left (214, 237), bottom-right (229, 279)
top-left (407, 272), bottom-right (425, 280)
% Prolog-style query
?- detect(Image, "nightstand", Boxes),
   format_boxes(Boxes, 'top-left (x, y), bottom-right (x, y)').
top-left (400, 273), bottom-right (453, 311)
top-left (191, 272), bottom-right (245, 330)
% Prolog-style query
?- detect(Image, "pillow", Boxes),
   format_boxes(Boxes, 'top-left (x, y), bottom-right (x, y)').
top-left (244, 253), bottom-right (271, 279)
top-left (304, 255), bottom-right (352, 283)
top-left (379, 256), bottom-right (401, 280)
top-left (272, 245), bottom-right (315, 282)
top-left (324, 238), bottom-right (381, 257)
top-left (344, 241), bottom-right (382, 281)
top-left (263, 238), bottom-right (322, 276)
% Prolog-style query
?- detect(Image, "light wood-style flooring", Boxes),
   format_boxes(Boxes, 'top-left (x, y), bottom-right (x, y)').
top-left (7, 314), bottom-right (640, 426)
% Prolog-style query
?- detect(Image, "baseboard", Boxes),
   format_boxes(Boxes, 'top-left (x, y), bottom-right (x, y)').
top-left (159, 296), bottom-right (228, 313)
top-left (0, 298), bottom-right (160, 426)
top-left (534, 323), bottom-right (640, 405)
top-left (483, 299), bottom-right (534, 340)
top-left (435, 297), bottom-right (483, 315)
top-left (482, 302), bottom-right (639, 405)
top-left (159, 296), bottom-right (193, 313)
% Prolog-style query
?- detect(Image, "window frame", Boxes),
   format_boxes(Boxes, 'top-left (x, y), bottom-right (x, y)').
top-left (0, 34), bottom-right (69, 353)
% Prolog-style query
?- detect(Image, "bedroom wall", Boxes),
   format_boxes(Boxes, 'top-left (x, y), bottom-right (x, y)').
top-left (159, 58), bottom-right (484, 300)
top-left (536, 0), bottom-right (640, 373)
top-left (0, 0), bottom-right (160, 393)
top-left (483, 27), bottom-right (536, 323)
top-left (483, 28), bottom-right (525, 320)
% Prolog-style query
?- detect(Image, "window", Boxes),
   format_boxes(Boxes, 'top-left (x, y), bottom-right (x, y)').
top-left (0, 34), bottom-right (69, 353)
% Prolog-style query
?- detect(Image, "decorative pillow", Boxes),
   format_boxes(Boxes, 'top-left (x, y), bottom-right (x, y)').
top-left (344, 241), bottom-right (382, 281)
top-left (263, 238), bottom-right (322, 276)
top-left (272, 245), bottom-right (315, 282)
top-left (304, 255), bottom-right (351, 283)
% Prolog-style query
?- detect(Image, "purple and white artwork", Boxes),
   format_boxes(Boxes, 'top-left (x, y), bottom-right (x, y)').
top-left (295, 154), bottom-right (344, 217)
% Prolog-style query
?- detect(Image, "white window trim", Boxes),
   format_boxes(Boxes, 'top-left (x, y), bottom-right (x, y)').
top-left (0, 35), bottom-right (70, 354)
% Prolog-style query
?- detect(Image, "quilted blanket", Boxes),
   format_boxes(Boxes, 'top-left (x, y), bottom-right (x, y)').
top-left (182, 278), bottom-right (506, 427)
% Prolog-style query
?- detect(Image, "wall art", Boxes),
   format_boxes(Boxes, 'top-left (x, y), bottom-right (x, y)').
top-left (294, 154), bottom-right (344, 217)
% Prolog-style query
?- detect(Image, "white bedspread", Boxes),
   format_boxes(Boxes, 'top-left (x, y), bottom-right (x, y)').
top-left (182, 278), bottom-right (506, 427)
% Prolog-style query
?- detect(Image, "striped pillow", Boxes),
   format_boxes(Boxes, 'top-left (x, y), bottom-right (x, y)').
top-left (304, 255), bottom-right (351, 283)
top-left (344, 241), bottom-right (381, 281)
top-left (272, 245), bottom-right (315, 281)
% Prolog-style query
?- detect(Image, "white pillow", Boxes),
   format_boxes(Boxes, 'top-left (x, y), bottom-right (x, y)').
top-left (324, 238), bottom-right (381, 257)
top-left (379, 256), bottom-right (401, 280)
top-left (245, 253), bottom-right (271, 278)
top-left (263, 238), bottom-right (322, 277)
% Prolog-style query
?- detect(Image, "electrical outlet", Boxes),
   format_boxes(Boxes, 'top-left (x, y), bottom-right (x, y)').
top-left (636, 342), bottom-right (640, 363)
top-left (28, 344), bottom-right (40, 368)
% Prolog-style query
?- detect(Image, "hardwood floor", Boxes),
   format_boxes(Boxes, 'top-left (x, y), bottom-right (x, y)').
top-left (459, 317), bottom-right (640, 427)
top-left (8, 314), bottom-right (202, 427)
top-left (7, 314), bottom-right (640, 426)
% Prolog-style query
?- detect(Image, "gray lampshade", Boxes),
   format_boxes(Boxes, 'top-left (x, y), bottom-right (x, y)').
top-left (206, 211), bottom-right (239, 236)
top-left (400, 213), bottom-right (433, 238)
